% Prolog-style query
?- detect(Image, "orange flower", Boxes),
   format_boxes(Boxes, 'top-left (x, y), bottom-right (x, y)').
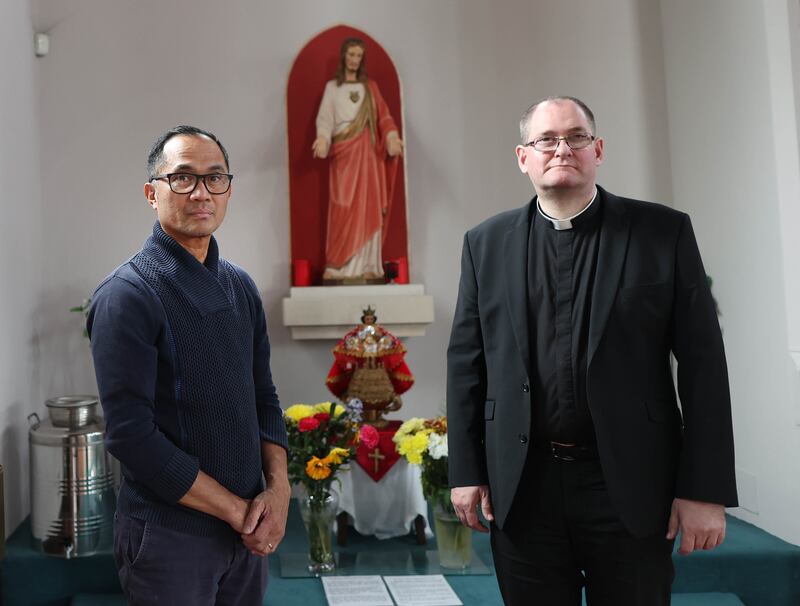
top-left (425, 416), bottom-right (447, 434)
top-left (306, 456), bottom-right (332, 480)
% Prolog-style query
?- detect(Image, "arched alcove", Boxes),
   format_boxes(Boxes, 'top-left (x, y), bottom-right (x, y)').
top-left (286, 24), bottom-right (408, 285)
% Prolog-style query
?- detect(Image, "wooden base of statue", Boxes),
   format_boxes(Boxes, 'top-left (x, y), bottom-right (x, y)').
top-left (353, 396), bottom-right (402, 428)
top-left (361, 408), bottom-right (390, 428)
top-left (322, 276), bottom-right (386, 286)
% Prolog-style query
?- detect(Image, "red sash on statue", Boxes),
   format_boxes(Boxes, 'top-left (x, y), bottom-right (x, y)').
top-left (356, 420), bottom-right (402, 481)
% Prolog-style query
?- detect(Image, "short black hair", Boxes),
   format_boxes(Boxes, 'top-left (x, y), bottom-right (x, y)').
top-left (147, 125), bottom-right (230, 179)
top-left (519, 96), bottom-right (597, 143)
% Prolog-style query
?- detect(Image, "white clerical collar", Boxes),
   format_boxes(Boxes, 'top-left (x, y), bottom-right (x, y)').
top-left (537, 188), bottom-right (598, 231)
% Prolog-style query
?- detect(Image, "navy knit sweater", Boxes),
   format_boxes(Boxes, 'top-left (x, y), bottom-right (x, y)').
top-left (88, 222), bottom-right (288, 537)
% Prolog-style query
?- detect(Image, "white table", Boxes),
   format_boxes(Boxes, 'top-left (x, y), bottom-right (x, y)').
top-left (332, 458), bottom-right (433, 541)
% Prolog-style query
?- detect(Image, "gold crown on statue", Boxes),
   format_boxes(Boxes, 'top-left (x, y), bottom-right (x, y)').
top-left (360, 305), bottom-right (377, 323)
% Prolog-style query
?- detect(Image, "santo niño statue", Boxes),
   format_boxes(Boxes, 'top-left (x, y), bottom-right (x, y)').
top-left (325, 306), bottom-right (413, 426)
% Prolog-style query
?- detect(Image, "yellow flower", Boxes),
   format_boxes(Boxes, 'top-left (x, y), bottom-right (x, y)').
top-left (396, 430), bottom-right (431, 465)
top-left (314, 401), bottom-right (345, 417)
top-left (325, 447), bottom-right (351, 465)
top-left (306, 456), bottom-right (332, 480)
top-left (393, 417), bottom-right (426, 445)
top-left (410, 431), bottom-right (431, 453)
top-left (406, 449), bottom-right (423, 465)
top-left (285, 404), bottom-right (315, 423)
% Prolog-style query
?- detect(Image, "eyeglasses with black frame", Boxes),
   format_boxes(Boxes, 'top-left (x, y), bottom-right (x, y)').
top-left (524, 134), bottom-right (595, 153)
top-left (150, 172), bottom-right (233, 194)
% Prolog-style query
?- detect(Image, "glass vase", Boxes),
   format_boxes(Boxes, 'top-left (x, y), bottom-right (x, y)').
top-left (432, 502), bottom-right (472, 569)
top-left (298, 490), bottom-right (338, 574)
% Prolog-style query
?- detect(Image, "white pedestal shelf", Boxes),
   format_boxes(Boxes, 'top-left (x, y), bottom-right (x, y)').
top-left (282, 284), bottom-right (434, 340)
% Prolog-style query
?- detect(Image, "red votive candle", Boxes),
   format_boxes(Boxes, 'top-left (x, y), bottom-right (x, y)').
top-left (292, 259), bottom-right (312, 286)
top-left (396, 257), bottom-right (409, 284)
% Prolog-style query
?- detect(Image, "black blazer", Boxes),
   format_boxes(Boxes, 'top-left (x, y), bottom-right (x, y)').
top-left (446, 187), bottom-right (738, 537)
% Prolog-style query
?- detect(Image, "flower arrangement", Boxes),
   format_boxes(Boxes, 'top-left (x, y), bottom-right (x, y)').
top-left (393, 416), bottom-right (473, 569)
top-left (393, 416), bottom-right (449, 510)
top-left (284, 399), bottom-right (379, 571)
top-left (284, 400), bottom-right (379, 502)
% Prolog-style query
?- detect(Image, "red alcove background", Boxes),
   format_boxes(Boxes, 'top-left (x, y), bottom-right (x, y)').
top-left (286, 25), bottom-right (408, 285)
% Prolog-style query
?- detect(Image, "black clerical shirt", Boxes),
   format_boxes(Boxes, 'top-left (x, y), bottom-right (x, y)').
top-left (527, 191), bottom-right (602, 445)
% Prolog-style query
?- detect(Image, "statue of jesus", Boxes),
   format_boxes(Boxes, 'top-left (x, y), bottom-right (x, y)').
top-left (312, 37), bottom-right (404, 282)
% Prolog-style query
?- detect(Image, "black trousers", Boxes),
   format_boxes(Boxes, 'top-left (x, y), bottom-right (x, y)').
top-left (490, 451), bottom-right (674, 606)
top-left (114, 513), bottom-right (268, 606)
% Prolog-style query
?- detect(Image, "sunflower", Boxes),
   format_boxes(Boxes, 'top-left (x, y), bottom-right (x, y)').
top-left (305, 456), bottom-right (332, 480)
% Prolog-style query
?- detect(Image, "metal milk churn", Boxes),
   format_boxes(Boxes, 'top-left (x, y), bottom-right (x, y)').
top-left (28, 395), bottom-right (116, 558)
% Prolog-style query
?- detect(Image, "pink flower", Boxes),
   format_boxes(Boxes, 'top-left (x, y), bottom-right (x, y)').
top-left (298, 417), bottom-right (320, 432)
top-left (360, 424), bottom-right (379, 449)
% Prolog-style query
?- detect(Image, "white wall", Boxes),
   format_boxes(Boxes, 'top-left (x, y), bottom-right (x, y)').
top-left (32, 0), bottom-right (800, 543)
top-left (31, 0), bottom-right (671, 420)
top-left (764, 0), bottom-right (800, 418)
top-left (0, 0), bottom-right (44, 535)
top-left (12, 0), bottom-right (800, 543)
top-left (768, 0), bottom-right (800, 356)
top-left (660, 0), bottom-right (800, 544)
top-left (12, 0), bottom-right (800, 548)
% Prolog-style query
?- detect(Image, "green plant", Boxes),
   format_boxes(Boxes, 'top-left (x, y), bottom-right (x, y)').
top-left (69, 297), bottom-right (92, 338)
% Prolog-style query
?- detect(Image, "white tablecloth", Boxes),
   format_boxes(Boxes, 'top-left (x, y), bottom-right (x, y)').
top-left (331, 459), bottom-right (433, 540)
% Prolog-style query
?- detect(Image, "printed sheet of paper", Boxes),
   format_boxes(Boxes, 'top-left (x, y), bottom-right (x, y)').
top-left (321, 575), bottom-right (393, 606)
top-left (383, 575), bottom-right (463, 606)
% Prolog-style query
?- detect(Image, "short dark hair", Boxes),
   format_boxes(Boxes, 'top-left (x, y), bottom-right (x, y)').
top-left (147, 125), bottom-right (229, 179)
top-left (519, 96), bottom-right (597, 143)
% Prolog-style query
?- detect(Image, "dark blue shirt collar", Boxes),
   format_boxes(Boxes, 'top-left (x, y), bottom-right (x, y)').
top-left (143, 221), bottom-right (231, 316)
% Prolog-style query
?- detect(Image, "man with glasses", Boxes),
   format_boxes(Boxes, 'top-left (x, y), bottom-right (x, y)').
top-left (88, 125), bottom-right (289, 605)
top-left (447, 97), bottom-right (737, 604)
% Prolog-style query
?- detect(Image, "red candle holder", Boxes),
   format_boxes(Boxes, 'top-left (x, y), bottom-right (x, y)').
top-left (396, 257), bottom-right (409, 284)
top-left (292, 259), bottom-right (312, 287)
